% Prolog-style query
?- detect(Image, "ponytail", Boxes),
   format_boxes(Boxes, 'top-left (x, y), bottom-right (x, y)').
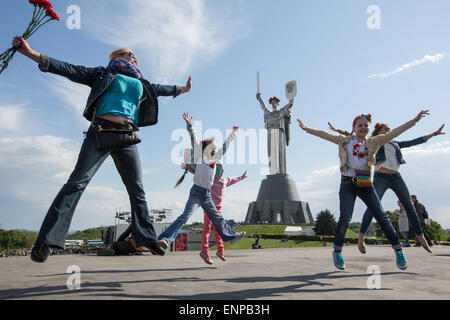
top-left (175, 169), bottom-right (188, 188)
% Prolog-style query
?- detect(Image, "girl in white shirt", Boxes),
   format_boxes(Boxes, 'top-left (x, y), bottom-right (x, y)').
top-left (297, 110), bottom-right (430, 271)
top-left (157, 113), bottom-right (246, 251)
top-left (330, 122), bottom-right (445, 254)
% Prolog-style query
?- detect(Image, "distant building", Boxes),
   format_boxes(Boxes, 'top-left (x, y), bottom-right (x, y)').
top-left (65, 240), bottom-right (84, 247)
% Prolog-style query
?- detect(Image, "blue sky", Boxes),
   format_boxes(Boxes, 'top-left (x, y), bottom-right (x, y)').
top-left (1, 0), bottom-right (449, 232)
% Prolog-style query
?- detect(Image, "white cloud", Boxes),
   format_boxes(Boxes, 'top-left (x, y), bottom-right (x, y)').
top-left (369, 53), bottom-right (446, 79)
top-left (294, 165), bottom-right (343, 220)
top-left (45, 74), bottom-right (90, 123)
top-left (0, 104), bottom-right (26, 131)
top-left (84, 0), bottom-right (248, 82)
top-left (0, 135), bottom-right (79, 172)
top-left (433, 206), bottom-right (450, 230)
top-left (402, 140), bottom-right (450, 156)
top-left (0, 135), bottom-right (130, 230)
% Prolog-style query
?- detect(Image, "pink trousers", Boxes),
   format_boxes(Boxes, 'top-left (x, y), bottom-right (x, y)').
top-left (201, 206), bottom-right (224, 253)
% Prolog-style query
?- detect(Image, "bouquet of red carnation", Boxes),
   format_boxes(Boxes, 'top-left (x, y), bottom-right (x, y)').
top-left (0, 0), bottom-right (59, 75)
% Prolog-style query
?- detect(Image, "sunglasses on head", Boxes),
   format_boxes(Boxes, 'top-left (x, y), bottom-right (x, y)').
top-left (122, 51), bottom-right (136, 60)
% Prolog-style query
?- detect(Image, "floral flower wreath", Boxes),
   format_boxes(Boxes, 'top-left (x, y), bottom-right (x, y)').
top-left (269, 96), bottom-right (280, 104)
top-left (352, 114), bottom-right (372, 128)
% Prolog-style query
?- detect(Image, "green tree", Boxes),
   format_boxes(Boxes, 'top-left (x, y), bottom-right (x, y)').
top-left (66, 227), bottom-right (104, 242)
top-left (425, 219), bottom-right (443, 241)
top-left (0, 230), bottom-right (26, 250)
top-left (22, 230), bottom-right (38, 248)
top-left (376, 213), bottom-right (443, 242)
top-left (375, 211), bottom-right (400, 238)
top-left (314, 210), bottom-right (337, 236)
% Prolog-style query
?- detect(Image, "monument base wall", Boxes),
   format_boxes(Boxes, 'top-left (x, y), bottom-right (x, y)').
top-left (245, 174), bottom-right (315, 225)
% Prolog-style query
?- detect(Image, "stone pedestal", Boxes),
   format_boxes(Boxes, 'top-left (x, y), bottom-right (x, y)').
top-left (245, 174), bottom-right (314, 225)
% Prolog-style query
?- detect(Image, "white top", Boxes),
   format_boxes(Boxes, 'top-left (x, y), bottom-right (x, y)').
top-left (188, 126), bottom-right (236, 190)
top-left (375, 143), bottom-right (400, 172)
top-left (342, 138), bottom-right (369, 177)
top-left (193, 155), bottom-right (217, 190)
top-left (398, 208), bottom-right (409, 232)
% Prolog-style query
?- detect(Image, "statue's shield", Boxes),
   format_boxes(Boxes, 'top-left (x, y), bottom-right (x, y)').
top-left (285, 81), bottom-right (298, 101)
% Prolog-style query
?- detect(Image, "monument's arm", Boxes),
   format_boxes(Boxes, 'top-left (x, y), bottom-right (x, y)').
top-left (256, 93), bottom-right (270, 114)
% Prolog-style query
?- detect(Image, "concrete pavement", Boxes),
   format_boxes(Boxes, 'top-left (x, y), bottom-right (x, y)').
top-left (0, 245), bottom-right (449, 300)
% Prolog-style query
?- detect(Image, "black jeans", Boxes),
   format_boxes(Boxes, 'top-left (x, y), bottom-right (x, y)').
top-left (36, 126), bottom-right (157, 248)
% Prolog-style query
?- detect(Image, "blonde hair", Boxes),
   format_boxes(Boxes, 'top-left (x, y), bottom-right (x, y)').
top-left (108, 48), bottom-right (132, 61)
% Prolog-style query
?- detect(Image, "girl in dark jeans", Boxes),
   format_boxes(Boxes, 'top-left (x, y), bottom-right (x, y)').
top-left (297, 110), bottom-right (430, 270)
top-left (329, 121), bottom-right (444, 253)
top-left (12, 36), bottom-right (192, 263)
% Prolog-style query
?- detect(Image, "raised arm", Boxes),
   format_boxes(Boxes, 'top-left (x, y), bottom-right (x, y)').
top-left (13, 36), bottom-right (103, 87)
top-left (152, 76), bottom-right (192, 98)
top-left (280, 100), bottom-right (293, 115)
top-left (216, 126), bottom-right (238, 161)
top-left (374, 110), bottom-right (430, 147)
top-left (12, 36), bottom-right (41, 64)
top-left (328, 122), bottom-right (352, 136)
top-left (183, 113), bottom-right (202, 163)
top-left (256, 93), bottom-right (270, 113)
top-left (424, 124), bottom-right (445, 141)
top-left (297, 118), bottom-right (344, 145)
top-left (226, 170), bottom-right (247, 187)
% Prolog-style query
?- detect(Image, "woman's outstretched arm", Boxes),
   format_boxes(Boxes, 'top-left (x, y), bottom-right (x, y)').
top-left (12, 36), bottom-right (103, 87)
top-left (375, 110), bottom-right (430, 147)
top-left (328, 122), bottom-right (351, 136)
top-left (297, 118), bottom-right (343, 145)
top-left (12, 36), bottom-right (41, 64)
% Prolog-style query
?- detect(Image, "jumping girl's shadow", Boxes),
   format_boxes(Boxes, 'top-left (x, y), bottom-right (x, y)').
top-left (0, 270), bottom-right (416, 300)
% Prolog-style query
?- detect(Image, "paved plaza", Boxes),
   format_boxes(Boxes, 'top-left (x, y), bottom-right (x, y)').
top-left (0, 245), bottom-right (449, 300)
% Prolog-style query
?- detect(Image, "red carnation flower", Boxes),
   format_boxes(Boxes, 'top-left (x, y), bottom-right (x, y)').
top-left (46, 7), bottom-right (59, 21)
top-left (358, 153), bottom-right (365, 159)
top-left (29, 0), bottom-right (52, 9)
top-left (1, 0), bottom-right (59, 74)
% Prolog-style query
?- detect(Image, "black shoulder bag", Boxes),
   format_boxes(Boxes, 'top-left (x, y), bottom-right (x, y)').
top-left (92, 96), bottom-right (145, 151)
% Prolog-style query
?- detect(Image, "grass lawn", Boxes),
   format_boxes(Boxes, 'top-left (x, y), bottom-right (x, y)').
top-left (221, 224), bottom-right (359, 250)
top-left (233, 224), bottom-right (312, 235)
top-left (233, 224), bottom-right (358, 239)
top-left (224, 238), bottom-right (356, 250)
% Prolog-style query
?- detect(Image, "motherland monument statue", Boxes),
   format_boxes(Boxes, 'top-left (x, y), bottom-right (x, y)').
top-left (245, 72), bottom-right (314, 225)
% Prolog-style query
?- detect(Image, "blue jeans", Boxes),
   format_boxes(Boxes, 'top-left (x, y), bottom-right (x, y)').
top-left (335, 177), bottom-right (402, 251)
top-left (159, 184), bottom-right (237, 244)
top-left (360, 172), bottom-right (423, 236)
top-left (401, 232), bottom-right (410, 245)
top-left (36, 126), bottom-right (158, 248)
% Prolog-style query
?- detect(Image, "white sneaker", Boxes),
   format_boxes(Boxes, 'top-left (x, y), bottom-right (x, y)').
top-left (230, 232), bottom-right (246, 243)
top-left (157, 239), bottom-right (169, 250)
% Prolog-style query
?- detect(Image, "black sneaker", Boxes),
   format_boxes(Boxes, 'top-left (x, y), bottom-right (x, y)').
top-left (31, 243), bottom-right (50, 263)
top-left (146, 242), bottom-right (165, 256)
